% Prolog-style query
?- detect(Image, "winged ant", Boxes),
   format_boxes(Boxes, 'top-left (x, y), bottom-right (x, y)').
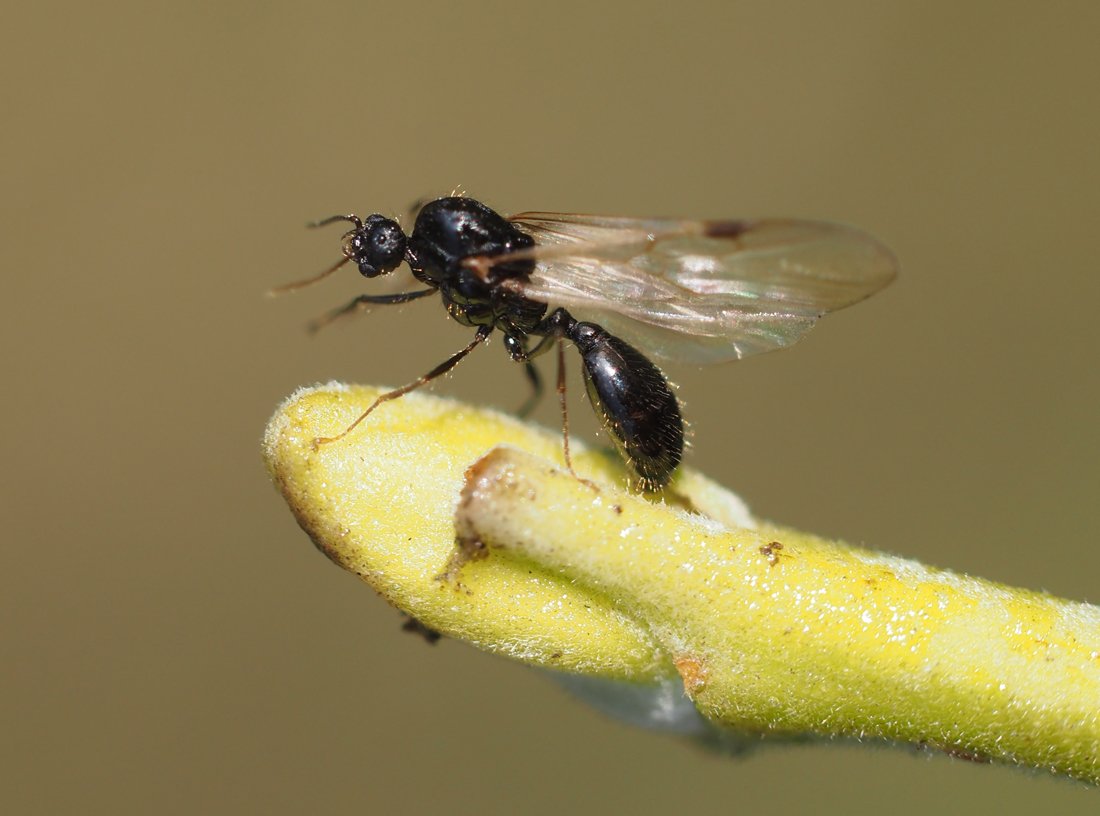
top-left (274, 195), bottom-right (896, 491)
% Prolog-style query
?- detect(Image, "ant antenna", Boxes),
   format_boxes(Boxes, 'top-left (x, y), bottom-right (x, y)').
top-left (268, 214), bottom-right (366, 296)
top-left (268, 255), bottom-right (352, 296)
top-left (308, 213), bottom-right (364, 230)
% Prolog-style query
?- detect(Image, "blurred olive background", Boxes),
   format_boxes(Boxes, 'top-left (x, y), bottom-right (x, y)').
top-left (4, 1), bottom-right (1098, 813)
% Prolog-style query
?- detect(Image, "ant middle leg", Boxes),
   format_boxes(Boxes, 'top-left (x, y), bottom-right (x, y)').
top-left (516, 362), bottom-right (542, 419)
top-left (504, 333), bottom-right (555, 418)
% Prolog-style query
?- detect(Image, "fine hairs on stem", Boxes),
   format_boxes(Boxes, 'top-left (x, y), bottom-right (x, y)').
top-left (265, 384), bottom-right (1100, 785)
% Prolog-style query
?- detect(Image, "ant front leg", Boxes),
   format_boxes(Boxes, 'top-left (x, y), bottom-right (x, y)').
top-left (307, 288), bottom-right (437, 334)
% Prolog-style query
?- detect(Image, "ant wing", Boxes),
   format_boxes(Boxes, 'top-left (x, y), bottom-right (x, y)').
top-left (501, 212), bottom-right (897, 363)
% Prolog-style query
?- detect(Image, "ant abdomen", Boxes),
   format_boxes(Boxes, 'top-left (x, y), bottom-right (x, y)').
top-left (568, 322), bottom-right (683, 491)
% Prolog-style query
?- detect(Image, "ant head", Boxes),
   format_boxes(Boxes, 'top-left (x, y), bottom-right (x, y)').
top-left (268, 212), bottom-right (409, 297)
top-left (345, 214), bottom-right (408, 278)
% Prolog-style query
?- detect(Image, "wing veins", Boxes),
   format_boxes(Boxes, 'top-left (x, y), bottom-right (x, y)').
top-left (486, 212), bottom-right (896, 364)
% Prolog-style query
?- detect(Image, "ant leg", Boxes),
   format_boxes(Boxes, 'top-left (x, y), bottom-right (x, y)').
top-left (505, 333), bottom-right (555, 418)
top-left (505, 333), bottom-right (556, 418)
top-left (555, 338), bottom-right (582, 482)
top-left (525, 309), bottom-right (596, 486)
top-left (307, 288), bottom-right (436, 334)
top-left (553, 337), bottom-right (599, 491)
top-left (516, 362), bottom-right (541, 419)
top-left (312, 325), bottom-right (492, 449)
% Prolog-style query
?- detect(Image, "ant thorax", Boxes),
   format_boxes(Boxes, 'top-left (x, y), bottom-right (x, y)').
top-left (408, 197), bottom-right (546, 333)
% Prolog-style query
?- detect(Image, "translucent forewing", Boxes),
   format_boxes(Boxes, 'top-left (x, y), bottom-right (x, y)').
top-left (504, 213), bottom-right (897, 363)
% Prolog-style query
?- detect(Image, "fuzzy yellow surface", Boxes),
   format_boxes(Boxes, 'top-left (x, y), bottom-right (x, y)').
top-left (263, 384), bottom-right (752, 679)
top-left (264, 384), bottom-right (1100, 783)
top-left (461, 448), bottom-right (1100, 782)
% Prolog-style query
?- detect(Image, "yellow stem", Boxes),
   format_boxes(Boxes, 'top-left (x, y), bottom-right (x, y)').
top-left (264, 384), bottom-right (1100, 783)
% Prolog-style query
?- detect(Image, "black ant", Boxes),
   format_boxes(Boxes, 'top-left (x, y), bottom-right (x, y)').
top-left (275, 195), bottom-right (895, 491)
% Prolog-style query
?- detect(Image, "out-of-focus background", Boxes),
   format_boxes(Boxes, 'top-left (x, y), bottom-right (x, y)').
top-left (4, 2), bottom-right (1098, 812)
